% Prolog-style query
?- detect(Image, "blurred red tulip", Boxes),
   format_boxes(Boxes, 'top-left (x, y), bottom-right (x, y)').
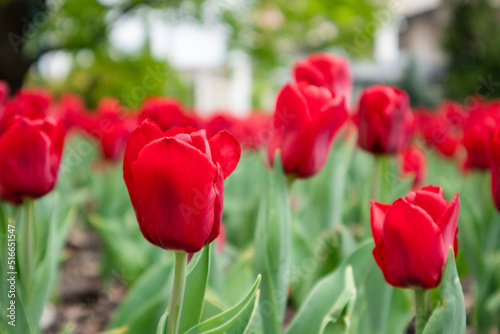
top-left (355, 85), bottom-right (412, 155)
top-left (123, 119), bottom-right (241, 252)
top-left (53, 93), bottom-right (88, 131)
top-left (83, 98), bottom-right (138, 161)
top-left (0, 112), bottom-right (65, 204)
top-left (205, 112), bottom-right (273, 150)
top-left (267, 82), bottom-right (347, 178)
top-left (399, 145), bottom-right (427, 191)
top-left (293, 53), bottom-right (353, 107)
top-left (490, 126), bottom-right (500, 211)
top-left (414, 109), bottom-right (461, 157)
top-left (462, 100), bottom-right (500, 170)
top-left (1, 87), bottom-right (52, 132)
top-left (371, 185), bottom-right (459, 289)
top-left (138, 97), bottom-right (199, 131)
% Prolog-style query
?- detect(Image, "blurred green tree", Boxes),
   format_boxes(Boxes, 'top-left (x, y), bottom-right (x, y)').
top-left (443, 0), bottom-right (500, 101)
top-left (1, 0), bottom-right (380, 108)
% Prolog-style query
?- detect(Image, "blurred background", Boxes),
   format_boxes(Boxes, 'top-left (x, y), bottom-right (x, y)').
top-left (2, 0), bottom-right (500, 115)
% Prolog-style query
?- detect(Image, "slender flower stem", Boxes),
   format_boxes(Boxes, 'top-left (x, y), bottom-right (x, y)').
top-left (371, 155), bottom-right (383, 202)
top-left (22, 199), bottom-right (34, 291)
top-left (167, 251), bottom-right (188, 334)
top-left (414, 289), bottom-right (428, 334)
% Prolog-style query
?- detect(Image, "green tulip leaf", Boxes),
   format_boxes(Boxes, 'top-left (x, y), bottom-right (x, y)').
top-left (423, 248), bottom-right (466, 334)
top-left (178, 245), bottom-right (211, 333)
top-left (157, 312), bottom-right (169, 334)
top-left (185, 275), bottom-right (261, 334)
top-left (286, 241), bottom-right (374, 334)
top-left (254, 152), bottom-right (292, 334)
top-left (108, 258), bottom-right (174, 334)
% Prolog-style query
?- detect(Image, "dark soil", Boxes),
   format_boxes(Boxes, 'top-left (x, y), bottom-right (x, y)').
top-left (43, 223), bottom-right (127, 334)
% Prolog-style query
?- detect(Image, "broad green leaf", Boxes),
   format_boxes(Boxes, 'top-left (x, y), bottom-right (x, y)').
top-left (254, 152), bottom-right (291, 334)
top-left (185, 275), bottom-right (261, 334)
top-left (423, 249), bottom-right (466, 334)
top-left (318, 266), bottom-right (357, 333)
top-left (286, 241), bottom-right (374, 334)
top-left (178, 245), bottom-right (211, 333)
top-left (108, 257), bottom-right (173, 333)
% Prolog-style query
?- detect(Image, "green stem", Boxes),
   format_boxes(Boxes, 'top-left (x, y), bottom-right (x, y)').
top-left (166, 252), bottom-right (187, 334)
top-left (414, 289), bottom-right (428, 334)
top-left (371, 155), bottom-right (383, 202)
top-left (22, 199), bottom-right (34, 291)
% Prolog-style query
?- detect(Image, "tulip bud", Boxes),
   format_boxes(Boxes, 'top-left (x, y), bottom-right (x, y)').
top-left (123, 119), bottom-right (241, 253)
top-left (0, 114), bottom-right (65, 203)
top-left (267, 82), bottom-right (348, 178)
top-left (399, 145), bottom-right (427, 191)
top-left (370, 185), bottom-right (459, 289)
top-left (293, 53), bottom-right (353, 107)
top-left (355, 85), bottom-right (412, 155)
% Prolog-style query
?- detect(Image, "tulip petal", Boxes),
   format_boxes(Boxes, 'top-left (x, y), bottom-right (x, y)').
top-left (436, 194), bottom-right (460, 257)
top-left (370, 200), bottom-right (391, 246)
top-left (209, 130), bottom-right (241, 179)
top-left (293, 60), bottom-right (326, 87)
top-left (130, 137), bottom-right (217, 252)
top-left (123, 119), bottom-right (164, 219)
top-left (405, 187), bottom-right (448, 223)
top-left (204, 163), bottom-right (224, 246)
top-left (383, 199), bottom-right (445, 289)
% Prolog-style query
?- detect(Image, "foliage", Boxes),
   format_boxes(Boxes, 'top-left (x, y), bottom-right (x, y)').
top-left (443, 0), bottom-right (500, 101)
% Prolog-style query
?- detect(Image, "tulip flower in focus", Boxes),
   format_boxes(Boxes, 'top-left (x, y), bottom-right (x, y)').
top-left (0, 93), bottom-right (65, 203)
top-left (123, 119), bottom-right (241, 253)
top-left (355, 85), bottom-right (412, 155)
top-left (462, 100), bottom-right (500, 170)
top-left (490, 126), bottom-right (500, 212)
top-left (370, 185), bottom-right (459, 289)
top-left (267, 82), bottom-right (348, 178)
top-left (293, 53), bottom-right (352, 107)
top-left (399, 145), bottom-right (427, 190)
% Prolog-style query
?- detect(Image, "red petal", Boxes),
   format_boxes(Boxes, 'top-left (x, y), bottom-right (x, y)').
top-left (209, 130), bottom-right (241, 179)
top-left (123, 119), bottom-right (164, 219)
top-left (370, 200), bottom-right (391, 246)
top-left (436, 193), bottom-right (460, 257)
top-left (383, 199), bottom-right (445, 289)
top-left (405, 187), bottom-right (448, 223)
top-left (130, 137), bottom-right (217, 252)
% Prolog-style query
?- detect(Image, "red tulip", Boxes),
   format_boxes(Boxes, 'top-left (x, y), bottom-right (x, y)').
top-left (231, 113), bottom-right (273, 150)
top-left (355, 85), bottom-right (412, 155)
top-left (53, 93), bottom-right (88, 130)
top-left (462, 101), bottom-right (500, 170)
top-left (267, 82), bottom-right (348, 178)
top-left (293, 53), bottom-right (352, 107)
top-left (1, 87), bottom-right (52, 133)
top-left (0, 113), bottom-right (65, 204)
top-left (371, 185), bottom-right (459, 289)
top-left (83, 98), bottom-right (138, 161)
top-left (490, 127), bottom-right (500, 211)
top-left (123, 119), bottom-right (241, 252)
top-left (414, 109), bottom-right (461, 158)
top-left (399, 145), bottom-right (427, 191)
top-left (138, 97), bottom-right (199, 131)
